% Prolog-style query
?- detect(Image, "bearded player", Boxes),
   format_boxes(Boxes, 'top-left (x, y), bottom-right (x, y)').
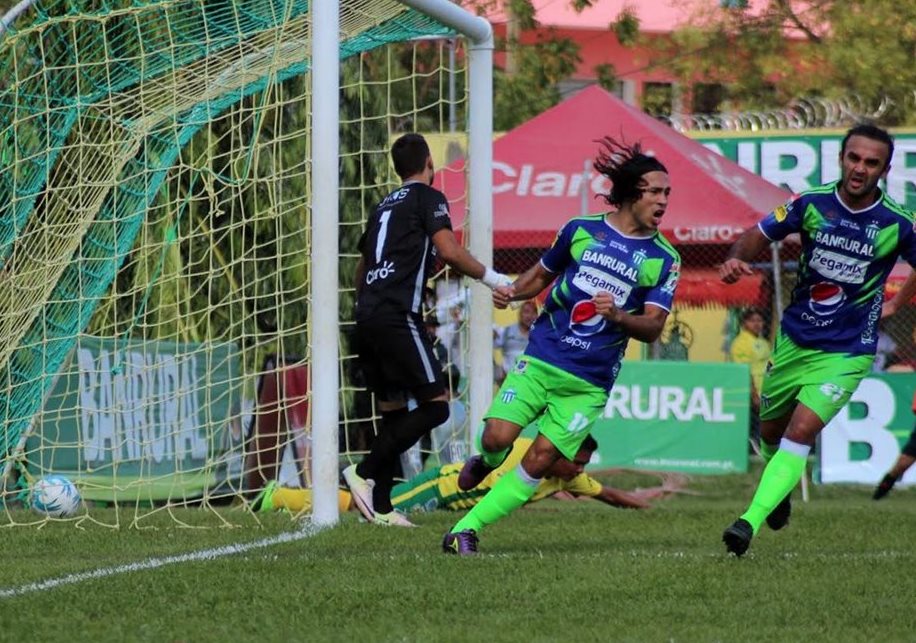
top-left (719, 123), bottom-right (916, 556)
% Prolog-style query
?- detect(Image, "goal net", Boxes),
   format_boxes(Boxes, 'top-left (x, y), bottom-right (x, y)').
top-left (0, 0), bottom-right (471, 527)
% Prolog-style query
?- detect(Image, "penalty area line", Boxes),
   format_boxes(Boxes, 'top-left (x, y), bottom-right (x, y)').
top-left (0, 522), bottom-right (327, 600)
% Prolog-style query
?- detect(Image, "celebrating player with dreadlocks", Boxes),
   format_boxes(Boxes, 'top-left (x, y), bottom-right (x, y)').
top-left (442, 136), bottom-right (681, 555)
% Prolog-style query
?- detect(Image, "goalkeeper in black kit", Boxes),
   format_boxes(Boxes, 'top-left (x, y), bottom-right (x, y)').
top-left (343, 133), bottom-right (511, 527)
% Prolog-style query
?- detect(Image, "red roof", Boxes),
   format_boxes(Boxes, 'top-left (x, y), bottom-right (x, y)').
top-left (436, 85), bottom-right (790, 250)
top-left (483, 0), bottom-right (694, 33)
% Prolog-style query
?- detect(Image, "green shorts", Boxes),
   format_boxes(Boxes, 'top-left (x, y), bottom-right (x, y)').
top-left (759, 331), bottom-right (874, 424)
top-left (484, 356), bottom-right (608, 460)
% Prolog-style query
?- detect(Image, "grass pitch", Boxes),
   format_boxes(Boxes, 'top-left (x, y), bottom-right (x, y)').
top-left (2, 466), bottom-right (914, 642)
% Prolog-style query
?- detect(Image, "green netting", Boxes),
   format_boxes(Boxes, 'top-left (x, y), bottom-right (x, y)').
top-left (0, 0), bottom-right (453, 471)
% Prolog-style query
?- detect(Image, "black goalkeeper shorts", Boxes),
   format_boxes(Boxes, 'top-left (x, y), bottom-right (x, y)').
top-left (353, 313), bottom-right (446, 404)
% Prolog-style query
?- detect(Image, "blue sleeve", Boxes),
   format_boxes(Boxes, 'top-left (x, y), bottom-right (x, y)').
top-left (644, 257), bottom-right (680, 312)
top-left (539, 220), bottom-right (574, 274)
top-left (898, 217), bottom-right (916, 268)
top-left (758, 195), bottom-right (804, 241)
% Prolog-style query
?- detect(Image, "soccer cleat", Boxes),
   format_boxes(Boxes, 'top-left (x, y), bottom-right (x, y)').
top-left (250, 480), bottom-right (278, 513)
top-left (457, 455), bottom-right (495, 491)
top-left (442, 529), bottom-right (479, 555)
top-left (873, 474), bottom-right (897, 500)
top-left (765, 494), bottom-right (792, 531)
top-left (372, 510), bottom-right (417, 528)
top-left (342, 464), bottom-right (375, 521)
top-left (722, 518), bottom-right (754, 557)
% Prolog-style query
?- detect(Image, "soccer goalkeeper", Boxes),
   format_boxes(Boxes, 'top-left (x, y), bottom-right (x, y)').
top-left (253, 436), bottom-right (660, 515)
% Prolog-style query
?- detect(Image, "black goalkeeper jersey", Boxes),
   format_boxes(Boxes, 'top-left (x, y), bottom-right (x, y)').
top-left (355, 181), bottom-right (453, 321)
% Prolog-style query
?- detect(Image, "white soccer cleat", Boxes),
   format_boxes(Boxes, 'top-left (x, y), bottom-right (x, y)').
top-left (372, 510), bottom-right (417, 528)
top-left (343, 464), bottom-right (375, 521)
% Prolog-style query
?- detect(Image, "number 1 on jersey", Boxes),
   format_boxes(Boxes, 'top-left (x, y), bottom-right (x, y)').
top-left (375, 209), bottom-right (392, 263)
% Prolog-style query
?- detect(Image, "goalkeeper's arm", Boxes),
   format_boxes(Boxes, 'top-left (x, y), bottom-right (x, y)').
top-left (431, 228), bottom-right (510, 289)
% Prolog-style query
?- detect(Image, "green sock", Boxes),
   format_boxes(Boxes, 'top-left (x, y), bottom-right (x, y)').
top-left (451, 467), bottom-right (538, 534)
top-left (476, 430), bottom-right (509, 469)
top-left (759, 440), bottom-right (778, 463)
top-left (740, 448), bottom-right (806, 534)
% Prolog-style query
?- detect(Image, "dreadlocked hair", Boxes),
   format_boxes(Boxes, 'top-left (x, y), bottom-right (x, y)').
top-left (593, 136), bottom-right (668, 207)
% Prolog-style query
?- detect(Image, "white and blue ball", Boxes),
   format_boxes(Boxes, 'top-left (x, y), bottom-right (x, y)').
top-left (30, 474), bottom-right (81, 518)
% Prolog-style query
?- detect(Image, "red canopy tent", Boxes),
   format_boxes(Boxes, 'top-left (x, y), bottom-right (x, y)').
top-left (436, 86), bottom-right (791, 306)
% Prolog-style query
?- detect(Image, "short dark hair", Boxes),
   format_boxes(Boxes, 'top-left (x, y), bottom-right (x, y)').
top-left (841, 123), bottom-right (894, 168)
top-left (391, 133), bottom-right (431, 180)
top-left (580, 434), bottom-right (598, 453)
top-left (593, 136), bottom-right (667, 207)
top-left (740, 307), bottom-right (764, 323)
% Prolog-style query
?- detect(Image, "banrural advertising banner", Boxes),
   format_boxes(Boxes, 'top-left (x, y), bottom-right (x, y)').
top-left (697, 130), bottom-right (916, 211)
top-left (817, 373), bottom-right (916, 485)
top-left (28, 335), bottom-right (242, 501)
top-left (588, 361), bottom-right (750, 475)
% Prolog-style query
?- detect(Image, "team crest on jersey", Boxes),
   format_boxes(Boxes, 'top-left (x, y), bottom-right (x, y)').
top-left (501, 388), bottom-right (516, 404)
top-left (513, 359), bottom-right (528, 374)
top-left (632, 249), bottom-right (648, 266)
top-left (434, 202), bottom-right (450, 218)
top-left (865, 222), bottom-right (879, 241)
top-left (774, 203), bottom-right (789, 222)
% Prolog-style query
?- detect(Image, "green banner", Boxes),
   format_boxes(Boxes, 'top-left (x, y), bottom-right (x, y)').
top-left (588, 361), bottom-right (749, 475)
top-left (694, 130), bottom-right (916, 209)
top-left (28, 336), bottom-right (242, 502)
top-left (817, 372), bottom-right (916, 485)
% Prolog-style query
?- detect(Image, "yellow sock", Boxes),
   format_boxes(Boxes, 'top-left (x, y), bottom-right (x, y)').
top-left (270, 488), bottom-right (353, 514)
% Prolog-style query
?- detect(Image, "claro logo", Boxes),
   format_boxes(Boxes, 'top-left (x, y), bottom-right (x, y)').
top-left (490, 162), bottom-right (744, 242)
top-left (492, 162), bottom-right (611, 197)
top-left (672, 226), bottom-right (743, 243)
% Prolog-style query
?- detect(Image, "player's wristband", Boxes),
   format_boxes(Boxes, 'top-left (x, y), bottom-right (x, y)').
top-left (481, 268), bottom-right (511, 290)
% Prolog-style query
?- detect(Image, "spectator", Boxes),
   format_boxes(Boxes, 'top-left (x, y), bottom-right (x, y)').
top-left (493, 300), bottom-right (537, 385)
top-left (729, 307), bottom-right (772, 446)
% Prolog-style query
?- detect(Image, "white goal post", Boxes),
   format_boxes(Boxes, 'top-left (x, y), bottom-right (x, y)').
top-left (310, 0), bottom-right (494, 525)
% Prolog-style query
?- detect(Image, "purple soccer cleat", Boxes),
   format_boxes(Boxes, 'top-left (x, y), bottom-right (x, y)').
top-left (457, 455), bottom-right (495, 491)
top-left (442, 529), bottom-right (479, 555)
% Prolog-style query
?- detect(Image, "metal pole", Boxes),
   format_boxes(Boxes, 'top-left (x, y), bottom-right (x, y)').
top-left (448, 39), bottom-right (457, 133)
top-left (580, 158), bottom-right (590, 216)
top-left (309, 0), bottom-right (340, 526)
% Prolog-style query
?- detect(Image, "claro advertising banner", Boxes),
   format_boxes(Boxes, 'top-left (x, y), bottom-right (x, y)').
top-left (29, 336), bottom-right (242, 502)
top-left (817, 372), bottom-right (916, 485)
top-left (588, 361), bottom-right (750, 475)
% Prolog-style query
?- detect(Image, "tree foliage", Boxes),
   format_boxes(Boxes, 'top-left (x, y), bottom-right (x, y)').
top-left (661, 0), bottom-right (916, 124)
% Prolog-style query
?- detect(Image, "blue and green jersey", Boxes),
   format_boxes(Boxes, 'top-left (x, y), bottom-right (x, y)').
top-left (525, 214), bottom-right (680, 389)
top-left (759, 182), bottom-right (916, 355)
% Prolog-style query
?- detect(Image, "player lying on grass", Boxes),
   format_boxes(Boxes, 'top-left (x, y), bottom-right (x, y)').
top-left (252, 436), bottom-right (662, 517)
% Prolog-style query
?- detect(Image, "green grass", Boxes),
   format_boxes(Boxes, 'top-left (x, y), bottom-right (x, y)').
top-left (2, 466), bottom-right (915, 642)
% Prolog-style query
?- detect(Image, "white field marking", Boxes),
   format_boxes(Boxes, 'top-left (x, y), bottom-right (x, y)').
top-left (0, 522), bottom-right (326, 600)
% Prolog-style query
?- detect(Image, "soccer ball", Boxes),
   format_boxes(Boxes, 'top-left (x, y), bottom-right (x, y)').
top-left (30, 474), bottom-right (81, 518)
